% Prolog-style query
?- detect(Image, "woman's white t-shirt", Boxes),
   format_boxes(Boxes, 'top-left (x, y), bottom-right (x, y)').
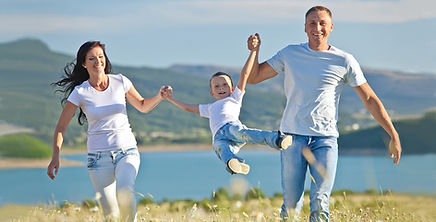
top-left (67, 74), bottom-right (137, 152)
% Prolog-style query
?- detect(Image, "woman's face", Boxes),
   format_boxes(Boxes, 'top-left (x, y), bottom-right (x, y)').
top-left (83, 46), bottom-right (106, 75)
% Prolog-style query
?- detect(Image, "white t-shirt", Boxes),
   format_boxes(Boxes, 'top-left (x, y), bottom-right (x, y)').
top-left (199, 87), bottom-right (245, 138)
top-left (267, 43), bottom-right (367, 137)
top-left (67, 74), bottom-right (137, 152)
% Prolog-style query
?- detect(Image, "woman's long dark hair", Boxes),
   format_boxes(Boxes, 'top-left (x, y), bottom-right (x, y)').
top-left (52, 41), bottom-right (112, 125)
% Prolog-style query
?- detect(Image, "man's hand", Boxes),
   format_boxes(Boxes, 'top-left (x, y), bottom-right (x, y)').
top-left (389, 137), bottom-right (402, 164)
top-left (161, 85), bottom-right (173, 100)
top-left (248, 33), bottom-right (260, 51)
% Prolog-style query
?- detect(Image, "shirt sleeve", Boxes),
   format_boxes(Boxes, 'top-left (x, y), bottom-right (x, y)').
top-left (120, 74), bottom-right (133, 93)
top-left (266, 49), bottom-right (285, 74)
top-left (231, 87), bottom-right (245, 103)
top-left (345, 54), bottom-right (367, 87)
top-left (67, 87), bottom-right (80, 106)
top-left (199, 104), bottom-right (210, 118)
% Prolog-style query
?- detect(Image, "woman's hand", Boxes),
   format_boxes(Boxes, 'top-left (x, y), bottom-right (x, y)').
top-left (47, 156), bottom-right (60, 180)
top-left (160, 85), bottom-right (173, 100)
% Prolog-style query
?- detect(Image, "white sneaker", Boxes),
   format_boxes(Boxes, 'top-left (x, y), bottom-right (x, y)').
top-left (279, 135), bottom-right (293, 150)
top-left (227, 158), bottom-right (250, 175)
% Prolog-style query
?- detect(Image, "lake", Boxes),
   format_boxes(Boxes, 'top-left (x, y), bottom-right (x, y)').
top-left (0, 149), bottom-right (435, 206)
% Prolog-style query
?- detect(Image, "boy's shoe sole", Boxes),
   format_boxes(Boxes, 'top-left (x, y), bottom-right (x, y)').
top-left (227, 158), bottom-right (250, 175)
top-left (280, 135), bottom-right (293, 150)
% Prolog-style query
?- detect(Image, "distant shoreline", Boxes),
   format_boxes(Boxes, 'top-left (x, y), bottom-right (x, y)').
top-left (59, 143), bottom-right (213, 154)
top-left (0, 143), bottom-right (213, 169)
top-left (0, 143), bottom-right (410, 169)
top-left (0, 157), bottom-right (83, 169)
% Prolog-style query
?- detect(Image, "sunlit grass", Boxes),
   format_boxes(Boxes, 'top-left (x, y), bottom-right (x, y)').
top-left (3, 189), bottom-right (436, 222)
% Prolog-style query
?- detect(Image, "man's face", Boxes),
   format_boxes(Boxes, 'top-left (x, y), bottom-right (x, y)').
top-left (305, 10), bottom-right (333, 49)
top-left (210, 75), bottom-right (234, 100)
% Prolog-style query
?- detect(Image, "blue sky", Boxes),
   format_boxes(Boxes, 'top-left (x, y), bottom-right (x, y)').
top-left (1, 0), bottom-right (435, 74)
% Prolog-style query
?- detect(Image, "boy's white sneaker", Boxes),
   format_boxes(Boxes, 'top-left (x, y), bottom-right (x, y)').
top-left (227, 158), bottom-right (250, 175)
top-left (278, 135), bottom-right (293, 150)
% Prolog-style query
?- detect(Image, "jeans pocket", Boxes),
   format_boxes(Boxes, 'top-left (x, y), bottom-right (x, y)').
top-left (125, 148), bottom-right (139, 157)
top-left (87, 156), bottom-right (97, 168)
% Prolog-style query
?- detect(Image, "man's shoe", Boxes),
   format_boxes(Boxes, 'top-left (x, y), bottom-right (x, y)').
top-left (227, 158), bottom-right (250, 175)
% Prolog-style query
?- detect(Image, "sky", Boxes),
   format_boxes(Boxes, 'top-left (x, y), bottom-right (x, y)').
top-left (1, 0), bottom-right (435, 74)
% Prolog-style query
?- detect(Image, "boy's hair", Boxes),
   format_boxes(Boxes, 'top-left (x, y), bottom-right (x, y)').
top-left (305, 6), bottom-right (332, 19)
top-left (209, 72), bottom-right (233, 88)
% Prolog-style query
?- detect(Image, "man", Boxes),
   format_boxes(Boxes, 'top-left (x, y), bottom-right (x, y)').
top-left (247, 5), bottom-right (402, 221)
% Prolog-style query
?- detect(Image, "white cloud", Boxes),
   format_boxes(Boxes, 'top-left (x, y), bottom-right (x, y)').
top-left (135, 0), bottom-right (436, 24)
top-left (330, 0), bottom-right (436, 23)
top-left (0, 14), bottom-right (114, 35)
top-left (0, 0), bottom-right (435, 36)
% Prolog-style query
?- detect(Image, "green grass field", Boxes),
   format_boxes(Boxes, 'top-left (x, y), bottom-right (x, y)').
top-left (2, 190), bottom-right (435, 222)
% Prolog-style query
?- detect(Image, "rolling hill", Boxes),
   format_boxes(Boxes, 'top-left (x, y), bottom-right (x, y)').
top-left (339, 110), bottom-right (436, 154)
top-left (1, 38), bottom-right (435, 154)
top-left (169, 64), bottom-right (436, 115)
top-left (0, 39), bottom-right (284, 146)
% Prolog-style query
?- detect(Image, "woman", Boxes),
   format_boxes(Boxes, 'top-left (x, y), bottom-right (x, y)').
top-left (47, 41), bottom-right (164, 221)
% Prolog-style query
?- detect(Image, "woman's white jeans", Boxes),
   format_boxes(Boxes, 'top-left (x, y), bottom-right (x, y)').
top-left (87, 147), bottom-right (140, 221)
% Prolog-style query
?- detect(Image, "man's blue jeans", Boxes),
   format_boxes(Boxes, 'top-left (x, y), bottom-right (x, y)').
top-left (280, 134), bottom-right (338, 222)
top-left (213, 121), bottom-right (281, 170)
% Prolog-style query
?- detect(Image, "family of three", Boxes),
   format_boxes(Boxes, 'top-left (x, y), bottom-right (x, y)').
top-left (47, 6), bottom-right (401, 222)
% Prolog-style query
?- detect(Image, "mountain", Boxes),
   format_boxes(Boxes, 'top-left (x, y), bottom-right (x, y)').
top-left (168, 64), bottom-right (285, 93)
top-left (1, 38), bottom-right (435, 154)
top-left (339, 110), bottom-right (436, 155)
top-left (0, 39), bottom-right (284, 146)
top-left (168, 65), bottom-right (436, 115)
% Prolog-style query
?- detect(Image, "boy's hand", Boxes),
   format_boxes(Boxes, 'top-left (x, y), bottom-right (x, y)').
top-left (161, 85), bottom-right (173, 100)
top-left (248, 33), bottom-right (260, 51)
top-left (158, 85), bottom-right (166, 100)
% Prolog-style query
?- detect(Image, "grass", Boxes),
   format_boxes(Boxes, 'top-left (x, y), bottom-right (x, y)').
top-left (2, 189), bottom-right (436, 222)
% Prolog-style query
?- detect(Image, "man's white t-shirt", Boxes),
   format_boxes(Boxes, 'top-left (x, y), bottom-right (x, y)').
top-left (267, 43), bottom-right (367, 137)
top-left (67, 74), bottom-right (137, 152)
top-left (199, 87), bottom-right (245, 138)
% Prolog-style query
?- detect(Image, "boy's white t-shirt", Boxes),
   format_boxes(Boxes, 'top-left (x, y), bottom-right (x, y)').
top-left (267, 42), bottom-right (367, 137)
top-left (67, 74), bottom-right (137, 152)
top-left (199, 87), bottom-right (245, 138)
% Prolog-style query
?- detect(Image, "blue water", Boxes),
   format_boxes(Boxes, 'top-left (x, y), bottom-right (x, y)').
top-left (0, 149), bottom-right (435, 206)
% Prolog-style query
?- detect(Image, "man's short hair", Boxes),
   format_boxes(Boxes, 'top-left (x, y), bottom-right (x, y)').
top-left (305, 6), bottom-right (332, 19)
top-left (209, 72), bottom-right (233, 88)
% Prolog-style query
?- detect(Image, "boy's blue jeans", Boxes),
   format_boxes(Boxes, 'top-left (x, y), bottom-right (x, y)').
top-left (280, 134), bottom-right (338, 222)
top-left (213, 121), bottom-right (281, 170)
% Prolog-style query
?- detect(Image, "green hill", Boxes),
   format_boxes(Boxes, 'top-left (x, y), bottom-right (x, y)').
top-left (169, 65), bottom-right (436, 115)
top-left (0, 39), bottom-right (285, 146)
top-left (339, 110), bottom-right (436, 155)
top-left (0, 134), bottom-right (51, 158)
top-left (1, 38), bottom-right (435, 154)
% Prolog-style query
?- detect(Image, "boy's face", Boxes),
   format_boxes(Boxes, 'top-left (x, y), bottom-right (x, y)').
top-left (210, 75), bottom-right (234, 100)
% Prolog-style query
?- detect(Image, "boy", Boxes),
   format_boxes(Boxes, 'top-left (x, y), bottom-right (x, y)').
top-left (162, 35), bottom-right (292, 174)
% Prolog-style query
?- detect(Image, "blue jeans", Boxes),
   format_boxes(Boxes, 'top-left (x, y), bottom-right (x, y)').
top-left (280, 134), bottom-right (338, 222)
top-left (213, 121), bottom-right (280, 171)
top-left (87, 147), bottom-right (140, 222)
